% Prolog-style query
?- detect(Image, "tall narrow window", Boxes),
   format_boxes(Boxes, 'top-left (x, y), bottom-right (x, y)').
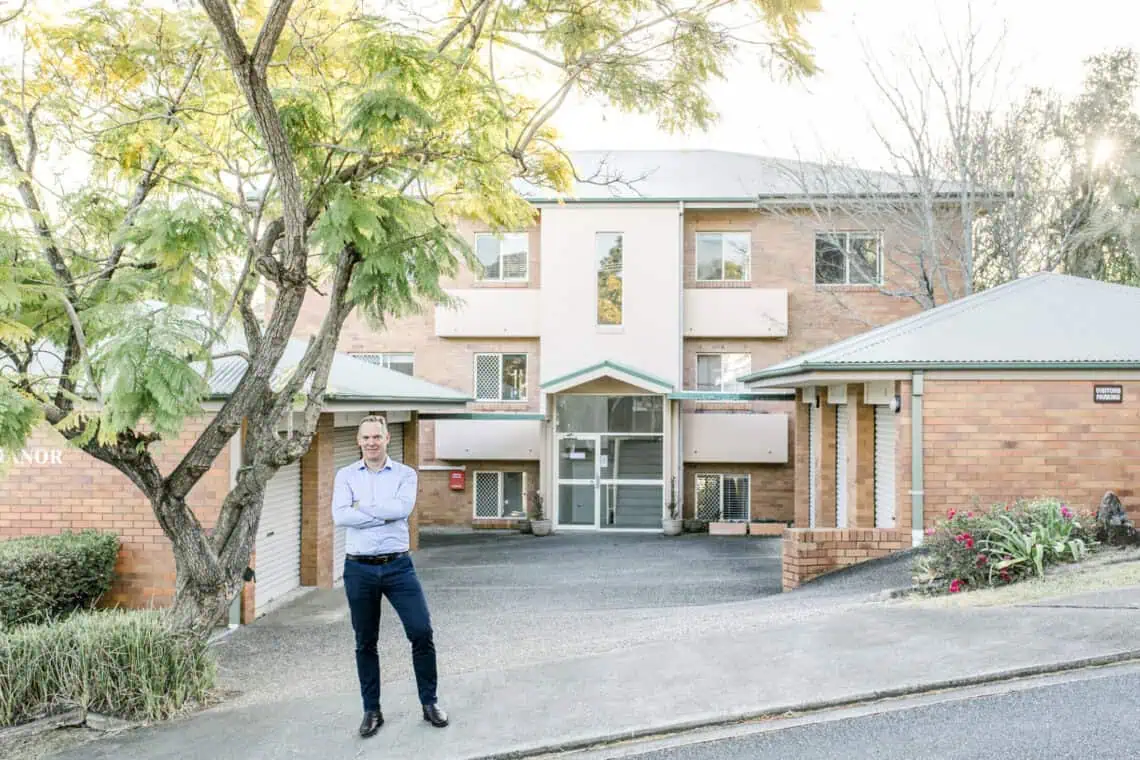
top-left (696, 353), bottom-right (752, 392)
top-left (475, 232), bottom-right (529, 281)
top-left (596, 232), bottom-right (623, 326)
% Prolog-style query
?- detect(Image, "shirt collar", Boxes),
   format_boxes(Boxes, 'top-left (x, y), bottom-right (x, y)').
top-left (356, 457), bottom-right (393, 473)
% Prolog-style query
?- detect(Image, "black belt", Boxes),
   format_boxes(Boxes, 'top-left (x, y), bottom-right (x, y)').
top-left (346, 552), bottom-right (407, 565)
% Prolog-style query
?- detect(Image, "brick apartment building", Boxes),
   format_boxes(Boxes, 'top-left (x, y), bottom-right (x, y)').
top-left (296, 150), bottom-right (951, 532)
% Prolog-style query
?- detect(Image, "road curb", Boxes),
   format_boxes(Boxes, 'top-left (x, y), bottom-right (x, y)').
top-left (479, 648), bottom-right (1140, 759)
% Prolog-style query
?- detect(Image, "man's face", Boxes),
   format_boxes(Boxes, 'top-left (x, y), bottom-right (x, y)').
top-left (358, 421), bottom-right (389, 463)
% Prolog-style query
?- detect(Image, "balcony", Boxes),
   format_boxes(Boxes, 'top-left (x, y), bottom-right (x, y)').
top-left (435, 288), bottom-right (541, 338)
top-left (683, 412), bottom-right (788, 463)
top-left (683, 288), bottom-right (788, 338)
top-left (435, 418), bottom-right (544, 460)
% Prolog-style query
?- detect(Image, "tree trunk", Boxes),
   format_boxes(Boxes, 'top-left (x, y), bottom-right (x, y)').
top-left (170, 572), bottom-right (242, 639)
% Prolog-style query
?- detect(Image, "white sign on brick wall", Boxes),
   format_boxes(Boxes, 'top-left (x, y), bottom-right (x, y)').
top-left (0, 448), bottom-right (64, 465)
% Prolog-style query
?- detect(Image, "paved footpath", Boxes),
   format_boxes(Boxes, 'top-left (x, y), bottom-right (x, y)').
top-left (51, 585), bottom-right (1140, 760)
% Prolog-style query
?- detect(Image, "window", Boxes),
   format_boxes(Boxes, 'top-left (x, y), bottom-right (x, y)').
top-left (474, 471), bottom-right (527, 518)
top-left (596, 232), bottom-right (623, 326)
top-left (815, 231), bottom-right (882, 285)
top-left (696, 353), bottom-right (752, 393)
top-left (475, 232), bottom-right (528, 281)
top-left (474, 353), bottom-right (527, 401)
top-left (696, 232), bottom-right (750, 281)
top-left (350, 352), bottom-right (414, 376)
top-left (695, 474), bottom-right (751, 521)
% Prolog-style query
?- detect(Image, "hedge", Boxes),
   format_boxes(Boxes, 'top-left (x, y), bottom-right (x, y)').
top-left (0, 609), bottom-right (217, 726)
top-left (0, 530), bottom-right (120, 629)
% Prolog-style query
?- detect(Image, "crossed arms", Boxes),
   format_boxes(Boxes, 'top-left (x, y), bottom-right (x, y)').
top-left (331, 466), bottom-right (418, 529)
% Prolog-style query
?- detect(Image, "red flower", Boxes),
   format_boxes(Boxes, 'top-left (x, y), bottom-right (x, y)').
top-left (968, 511), bottom-right (974, 518)
top-left (1061, 506), bottom-right (1073, 519)
top-left (949, 579), bottom-right (964, 593)
top-left (948, 509), bottom-right (957, 519)
top-left (954, 532), bottom-right (975, 549)
top-left (975, 553), bottom-right (988, 567)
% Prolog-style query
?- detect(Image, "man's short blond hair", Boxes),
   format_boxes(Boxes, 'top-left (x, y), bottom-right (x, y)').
top-left (357, 415), bottom-right (389, 435)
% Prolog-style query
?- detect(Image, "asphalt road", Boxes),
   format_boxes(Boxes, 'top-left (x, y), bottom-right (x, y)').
top-left (609, 664), bottom-right (1140, 760)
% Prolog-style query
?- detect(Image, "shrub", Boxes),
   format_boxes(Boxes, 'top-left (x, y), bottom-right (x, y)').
top-left (0, 530), bottom-right (120, 629)
top-left (0, 609), bottom-right (217, 726)
top-left (913, 498), bottom-right (1097, 594)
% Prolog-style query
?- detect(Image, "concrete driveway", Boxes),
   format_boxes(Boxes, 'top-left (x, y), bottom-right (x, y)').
top-left (213, 529), bottom-right (783, 707)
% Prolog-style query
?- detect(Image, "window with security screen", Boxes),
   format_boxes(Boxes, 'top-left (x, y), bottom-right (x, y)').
top-left (473, 471), bottom-right (526, 518)
top-left (695, 474), bottom-right (751, 521)
top-left (474, 353), bottom-right (527, 401)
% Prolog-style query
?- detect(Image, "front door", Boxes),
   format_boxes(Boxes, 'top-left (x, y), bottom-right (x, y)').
top-left (557, 434), bottom-right (599, 527)
top-left (556, 433), bottom-right (665, 529)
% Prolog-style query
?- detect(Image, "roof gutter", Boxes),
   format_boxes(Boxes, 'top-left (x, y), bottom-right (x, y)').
top-left (742, 359), bottom-right (1140, 385)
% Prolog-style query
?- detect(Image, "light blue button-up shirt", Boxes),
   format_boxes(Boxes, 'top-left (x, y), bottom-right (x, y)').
top-left (331, 457), bottom-right (418, 555)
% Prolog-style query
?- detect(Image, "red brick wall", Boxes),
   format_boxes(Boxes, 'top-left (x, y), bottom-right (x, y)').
top-left (922, 378), bottom-right (1140, 525)
top-left (682, 462), bottom-right (793, 523)
top-left (300, 414), bottom-right (334, 588)
top-left (0, 417), bottom-right (232, 608)
top-left (417, 461), bottom-right (540, 526)
top-left (782, 528), bottom-right (912, 591)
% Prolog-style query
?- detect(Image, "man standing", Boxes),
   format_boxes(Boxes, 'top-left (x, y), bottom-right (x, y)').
top-left (331, 415), bottom-right (448, 738)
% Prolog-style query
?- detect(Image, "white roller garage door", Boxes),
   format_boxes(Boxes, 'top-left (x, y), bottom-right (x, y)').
top-left (808, 403), bottom-right (819, 528)
top-left (332, 428), bottom-right (361, 583)
top-left (331, 421), bottom-right (405, 583)
top-left (255, 459), bottom-right (302, 616)
top-left (836, 404), bottom-right (849, 528)
top-left (874, 405), bottom-right (897, 528)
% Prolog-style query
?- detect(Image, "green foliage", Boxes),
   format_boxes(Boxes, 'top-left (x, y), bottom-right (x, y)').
top-left (0, 384), bottom-right (43, 469)
top-left (0, 609), bottom-right (216, 725)
top-left (93, 308), bottom-right (213, 441)
top-left (913, 498), bottom-right (1098, 595)
top-left (0, 530), bottom-right (120, 629)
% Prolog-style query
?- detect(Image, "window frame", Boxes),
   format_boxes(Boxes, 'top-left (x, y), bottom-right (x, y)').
top-left (695, 473), bottom-right (752, 522)
top-left (474, 231), bottom-right (530, 283)
top-left (595, 231), bottom-right (624, 327)
top-left (473, 352), bottom-right (529, 402)
top-left (349, 352), bottom-right (415, 376)
top-left (695, 231), bottom-right (752, 282)
top-left (695, 352), bottom-right (752, 393)
top-left (472, 471), bottom-right (528, 519)
top-left (813, 230), bottom-right (884, 286)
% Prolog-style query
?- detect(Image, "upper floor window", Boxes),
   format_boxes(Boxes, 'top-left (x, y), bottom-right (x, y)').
top-left (696, 232), bottom-right (750, 282)
top-left (351, 352), bottom-right (414, 376)
top-left (474, 352), bottom-right (527, 401)
top-left (696, 353), bottom-right (751, 393)
top-left (596, 232), bottom-right (623, 326)
top-left (814, 231), bottom-right (882, 285)
top-left (475, 232), bottom-right (528, 282)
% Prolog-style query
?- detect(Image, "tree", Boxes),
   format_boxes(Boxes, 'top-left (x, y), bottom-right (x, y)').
top-left (0, 0), bottom-right (821, 637)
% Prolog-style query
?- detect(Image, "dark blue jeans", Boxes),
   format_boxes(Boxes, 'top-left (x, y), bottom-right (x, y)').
top-left (343, 555), bottom-right (437, 711)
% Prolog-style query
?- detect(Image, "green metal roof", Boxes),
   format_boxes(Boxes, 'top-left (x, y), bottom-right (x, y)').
top-left (540, 360), bottom-right (674, 392)
top-left (741, 273), bottom-right (1140, 383)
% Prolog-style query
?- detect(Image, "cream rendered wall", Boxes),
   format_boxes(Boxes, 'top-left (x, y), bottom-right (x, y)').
top-left (538, 204), bottom-right (682, 388)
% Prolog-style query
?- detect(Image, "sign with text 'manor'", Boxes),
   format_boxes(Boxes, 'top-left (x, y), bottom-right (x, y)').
top-left (1094, 384), bottom-right (1123, 404)
top-left (0, 447), bottom-right (64, 465)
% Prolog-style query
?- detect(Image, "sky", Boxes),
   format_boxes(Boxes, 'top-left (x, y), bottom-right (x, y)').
top-left (546, 0), bottom-right (1140, 170)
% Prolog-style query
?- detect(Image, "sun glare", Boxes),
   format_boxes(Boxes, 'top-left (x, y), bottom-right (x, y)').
top-left (1091, 136), bottom-right (1116, 168)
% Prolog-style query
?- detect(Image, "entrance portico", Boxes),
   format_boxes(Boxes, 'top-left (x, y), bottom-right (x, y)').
top-left (539, 361), bottom-right (677, 532)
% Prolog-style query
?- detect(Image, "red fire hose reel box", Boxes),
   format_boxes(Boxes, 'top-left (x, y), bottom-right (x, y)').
top-left (449, 470), bottom-right (466, 491)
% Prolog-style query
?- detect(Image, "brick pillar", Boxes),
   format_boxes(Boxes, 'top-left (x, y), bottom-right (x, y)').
top-left (818, 397), bottom-right (837, 527)
top-left (794, 390), bottom-right (811, 528)
top-left (851, 385), bottom-right (876, 528)
top-left (406, 411), bottom-right (421, 551)
top-left (301, 413), bottom-right (335, 588)
top-left (896, 380), bottom-right (914, 534)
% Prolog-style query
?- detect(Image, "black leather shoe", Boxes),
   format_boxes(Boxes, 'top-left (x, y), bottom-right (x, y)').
top-left (359, 710), bottom-right (383, 738)
top-left (422, 704), bottom-right (449, 727)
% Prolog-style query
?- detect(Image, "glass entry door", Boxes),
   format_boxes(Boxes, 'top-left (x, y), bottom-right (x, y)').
top-left (556, 433), bottom-right (664, 529)
top-left (557, 435), bottom-right (598, 527)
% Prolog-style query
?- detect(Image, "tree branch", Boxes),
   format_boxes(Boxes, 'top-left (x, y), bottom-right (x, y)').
top-left (252, 0), bottom-right (296, 75)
